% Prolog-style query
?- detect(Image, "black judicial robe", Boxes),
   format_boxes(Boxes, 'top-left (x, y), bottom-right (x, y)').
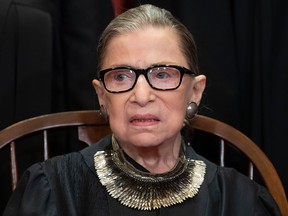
top-left (3, 135), bottom-right (281, 216)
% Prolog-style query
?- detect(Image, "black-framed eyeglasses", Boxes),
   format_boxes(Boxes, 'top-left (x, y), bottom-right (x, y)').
top-left (98, 64), bottom-right (197, 93)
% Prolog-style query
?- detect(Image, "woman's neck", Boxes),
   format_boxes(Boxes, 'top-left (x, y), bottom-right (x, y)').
top-left (119, 136), bottom-right (182, 174)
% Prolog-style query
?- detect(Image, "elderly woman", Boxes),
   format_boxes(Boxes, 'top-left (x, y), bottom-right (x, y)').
top-left (4, 4), bottom-right (280, 216)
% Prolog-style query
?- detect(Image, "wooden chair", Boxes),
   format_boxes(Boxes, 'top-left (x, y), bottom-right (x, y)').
top-left (0, 110), bottom-right (287, 215)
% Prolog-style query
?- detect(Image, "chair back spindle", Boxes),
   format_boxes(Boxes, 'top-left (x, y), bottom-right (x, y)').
top-left (9, 142), bottom-right (18, 191)
top-left (219, 139), bottom-right (225, 167)
top-left (43, 130), bottom-right (49, 160)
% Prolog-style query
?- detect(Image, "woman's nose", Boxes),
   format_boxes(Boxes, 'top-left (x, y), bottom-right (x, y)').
top-left (131, 75), bottom-right (155, 106)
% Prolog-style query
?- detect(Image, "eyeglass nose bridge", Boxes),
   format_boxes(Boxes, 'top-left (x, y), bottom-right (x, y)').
top-left (131, 68), bottom-right (155, 89)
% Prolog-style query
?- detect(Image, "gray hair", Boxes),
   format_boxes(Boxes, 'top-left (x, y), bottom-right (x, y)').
top-left (96, 4), bottom-right (199, 73)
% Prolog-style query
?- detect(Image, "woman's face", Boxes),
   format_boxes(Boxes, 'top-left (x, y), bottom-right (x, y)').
top-left (93, 26), bottom-right (206, 150)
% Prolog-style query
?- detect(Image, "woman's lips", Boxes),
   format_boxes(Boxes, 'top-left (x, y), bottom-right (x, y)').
top-left (129, 114), bottom-right (160, 125)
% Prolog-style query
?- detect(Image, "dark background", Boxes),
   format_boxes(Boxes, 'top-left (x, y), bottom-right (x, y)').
top-left (0, 0), bottom-right (287, 213)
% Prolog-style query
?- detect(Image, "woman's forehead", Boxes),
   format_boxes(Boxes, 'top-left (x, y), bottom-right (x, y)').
top-left (102, 27), bottom-right (188, 69)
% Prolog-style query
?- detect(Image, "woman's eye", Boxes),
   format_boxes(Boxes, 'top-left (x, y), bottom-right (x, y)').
top-left (155, 72), bottom-right (170, 79)
top-left (115, 74), bottom-right (128, 81)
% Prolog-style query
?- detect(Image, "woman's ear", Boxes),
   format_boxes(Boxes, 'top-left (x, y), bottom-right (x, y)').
top-left (190, 75), bottom-right (206, 104)
top-left (92, 79), bottom-right (106, 106)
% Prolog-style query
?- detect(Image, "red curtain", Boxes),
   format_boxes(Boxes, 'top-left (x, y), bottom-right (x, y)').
top-left (111, 0), bottom-right (134, 16)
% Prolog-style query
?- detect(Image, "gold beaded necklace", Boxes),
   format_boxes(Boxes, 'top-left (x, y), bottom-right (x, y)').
top-left (94, 135), bottom-right (206, 210)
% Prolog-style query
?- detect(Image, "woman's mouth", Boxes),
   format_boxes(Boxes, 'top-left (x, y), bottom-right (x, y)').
top-left (129, 114), bottom-right (160, 125)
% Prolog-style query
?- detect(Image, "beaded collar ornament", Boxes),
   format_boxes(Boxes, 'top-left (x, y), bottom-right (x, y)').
top-left (94, 135), bottom-right (206, 210)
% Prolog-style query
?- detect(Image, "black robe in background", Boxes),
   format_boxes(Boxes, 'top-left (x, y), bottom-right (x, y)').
top-left (0, 0), bottom-right (113, 126)
top-left (3, 135), bottom-right (281, 216)
top-left (0, 0), bottom-right (114, 213)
